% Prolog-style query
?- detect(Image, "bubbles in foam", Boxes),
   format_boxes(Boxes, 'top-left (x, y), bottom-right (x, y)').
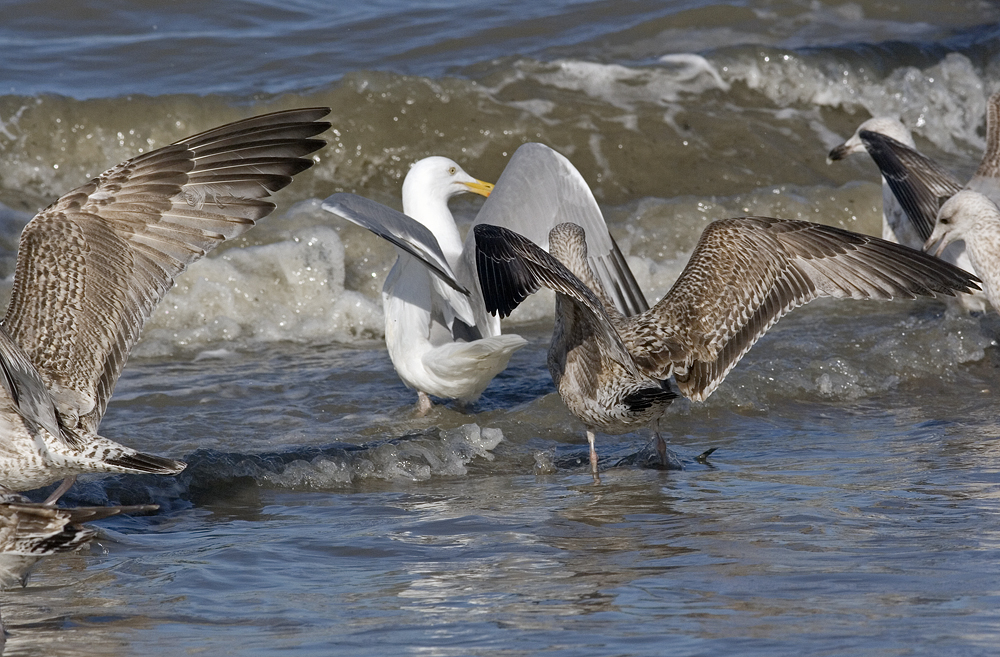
top-left (721, 50), bottom-right (992, 154)
top-left (137, 206), bottom-right (384, 357)
top-left (513, 55), bottom-right (729, 115)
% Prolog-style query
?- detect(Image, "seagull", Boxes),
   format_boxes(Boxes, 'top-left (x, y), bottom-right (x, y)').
top-left (827, 95), bottom-right (1000, 313)
top-left (322, 143), bottom-right (647, 413)
top-left (323, 156), bottom-right (523, 414)
top-left (0, 107), bottom-right (330, 501)
top-left (839, 93), bottom-right (1000, 313)
top-left (926, 190), bottom-right (1000, 311)
top-left (474, 218), bottom-right (980, 476)
top-left (828, 117), bottom-right (932, 249)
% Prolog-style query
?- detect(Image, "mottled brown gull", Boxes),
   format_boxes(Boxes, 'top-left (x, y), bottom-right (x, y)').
top-left (474, 218), bottom-right (980, 475)
top-left (0, 493), bottom-right (156, 589)
top-left (0, 107), bottom-right (330, 501)
top-left (0, 493), bottom-right (155, 645)
top-left (322, 143), bottom-right (647, 413)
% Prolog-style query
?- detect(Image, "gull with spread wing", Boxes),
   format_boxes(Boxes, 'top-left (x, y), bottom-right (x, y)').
top-left (828, 93), bottom-right (1000, 312)
top-left (0, 107), bottom-right (330, 501)
top-left (322, 143), bottom-right (647, 413)
top-left (475, 218), bottom-right (980, 476)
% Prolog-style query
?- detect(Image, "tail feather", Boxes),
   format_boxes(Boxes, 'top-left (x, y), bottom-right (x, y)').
top-left (104, 451), bottom-right (187, 475)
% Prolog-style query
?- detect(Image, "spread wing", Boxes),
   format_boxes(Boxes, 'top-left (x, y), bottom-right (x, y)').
top-left (320, 193), bottom-right (477, 336)
top-left (0, 327), bottom-right (63, 442)
top-left (2, 108), bottom-right (330, 440)
top-left (461, 143), bottom-right (647, 318)
top-left (321, 193), bottom-right (469, 294)
top-left (859, 130), bottom-right (964, 241)
top-left (473, 223), bottom-right (637, 373)
top-left (635, 217), bottom-right (979, 401)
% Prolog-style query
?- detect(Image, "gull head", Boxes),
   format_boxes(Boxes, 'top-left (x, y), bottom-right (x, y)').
top-left (402, 156), bottom-right (493, 212)
top-left (925, 190), bottom-right (999, 257)
top-left (828, 117), bottom-right (915, 163)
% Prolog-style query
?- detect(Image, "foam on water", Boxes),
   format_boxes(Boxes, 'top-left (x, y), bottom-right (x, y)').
top-left (720, 51), bottom-right (994, 153)
top-left (184, 424), bottom-right (503, 492)
top-left (136, 204), bottom-right (383, 357)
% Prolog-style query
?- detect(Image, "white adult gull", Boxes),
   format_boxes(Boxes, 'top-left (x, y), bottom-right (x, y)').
top-left (827, 93), bottom-right (1000, 312)
top-left (322, 143), bottom-right (648, 413)
top-left (0, 107), bottom-right (330, 501)
top-left (828, 117), bottom-right (934, 249)
top-left (926, 190), bottom-right (1000, 311)
top-left (323, 156), bottom-right (524, 414)
top-left (840, 93), bottom-right (1000, 313)
top-left (474, 217), bottom-right (980, 476)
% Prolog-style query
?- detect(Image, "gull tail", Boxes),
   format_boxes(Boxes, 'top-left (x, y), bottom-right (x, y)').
top-left (424, 334), bottom-right (528, 402)
top-left (104, 451), bottom-right (187, 475)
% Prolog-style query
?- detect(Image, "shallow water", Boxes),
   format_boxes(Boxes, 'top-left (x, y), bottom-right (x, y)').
top-left (2, 0), bottom-right (1000, 655)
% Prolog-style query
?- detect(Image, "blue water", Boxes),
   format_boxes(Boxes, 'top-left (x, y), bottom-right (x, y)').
top-left (3, 0), bottom-right (1000, 655)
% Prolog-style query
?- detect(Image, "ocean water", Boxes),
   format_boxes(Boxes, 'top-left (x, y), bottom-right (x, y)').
top-left (2, 0), bottom-right (1000, 655)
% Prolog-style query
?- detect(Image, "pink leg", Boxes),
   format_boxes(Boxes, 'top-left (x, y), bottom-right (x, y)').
top-left (587, 429), bottom-right (601, 483)
top-left (416, 391), bottom-right (433, 416)
top-left (44, 475), bottom-right (77, 505)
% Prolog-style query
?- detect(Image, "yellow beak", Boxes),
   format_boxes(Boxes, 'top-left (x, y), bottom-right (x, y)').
top-left (463, 178), bottom-right (495, 198)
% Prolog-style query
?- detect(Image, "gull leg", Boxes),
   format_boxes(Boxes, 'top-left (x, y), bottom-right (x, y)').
top-left (654, 419), bottom-right (668, 467)
top-left (655, 433), bottom-right (668, 467)
top-left (43, 475), bottom-right (76, 506)
top-left (587, 429), bottom-right (601, 483)
top-left (416, 391), bottom-right (433, 416)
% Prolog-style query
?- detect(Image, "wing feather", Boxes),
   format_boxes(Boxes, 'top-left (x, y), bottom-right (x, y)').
top-left (859, 130), bottom-right (964, 241)
top-left (2, 108), bottom-right (330, 434)
top-left (637, 217), bottom-right (979, 401)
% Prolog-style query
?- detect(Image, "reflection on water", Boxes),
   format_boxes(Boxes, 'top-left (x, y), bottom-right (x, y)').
top-left (4, 325), bottom-right (1000, 655)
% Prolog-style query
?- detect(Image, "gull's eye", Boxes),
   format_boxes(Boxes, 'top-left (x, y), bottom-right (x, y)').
top-left (939, 218), bottom-right (950, 225)
top-left (448, 166), bottom-right (457, 175)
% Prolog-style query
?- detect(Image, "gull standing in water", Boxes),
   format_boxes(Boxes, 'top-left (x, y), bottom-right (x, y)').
top-left (926, 191), bottom-right (1000, 311)
top-left (828, 117), bottom-right (937, 248)
top-left (0, 494), bottom-right (155, 589)
top-left (832, 93), bottom-right (1000, 311)
top-left (322, 143), bottom-right (646, 413)
top-left (827, 93), bottom-right (1000, 311)
top-left (0, 107), bottom-right (330, 501)
top-left (324, 156), bottom-right (523, 414)
top-left (474, 218), bottom-right (980, 476)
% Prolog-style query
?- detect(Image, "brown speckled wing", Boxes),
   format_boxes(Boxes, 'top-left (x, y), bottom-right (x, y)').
top-left (636, 217), bottom-right (979, 402)
top-left (2, 108), bottom-right (330, 435)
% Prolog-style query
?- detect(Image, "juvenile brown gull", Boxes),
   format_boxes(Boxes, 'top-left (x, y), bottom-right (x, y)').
top-left (0, 107), bottom-right (330, 500)
top-left (0, 493), bottom-right (155, 645)
top-left (474, 218), bottom-right (980, 475)
top-left (322, 143), bottom-right (646, 413)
